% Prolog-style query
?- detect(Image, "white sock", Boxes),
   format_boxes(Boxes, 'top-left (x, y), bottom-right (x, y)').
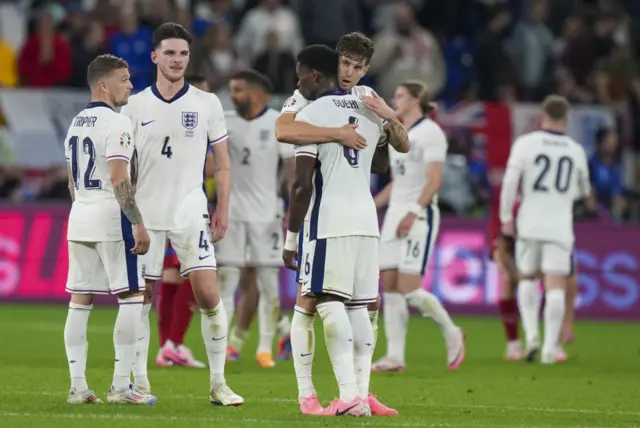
top-left (316, 301), bottom-right (358, 402)
top-left (228, 326), bottom-right (248, 352)
top-left (405, 288), bottom-right (457, 335)
top-left (368, 309), bottom-right (378, 349)
top-left (113, 296), bottom-right (143, 391)
top-left (132, 303), bottom-right (151, 391)
top-left (218, 266), bottom-right (240, 326)
top-left (291, 306), bottom-right (316, 398)
top-left (543, 289), bottom-right (565, 356)
top-left (256, 267), bottom-right (280, 355)
top-left (347, 306), bottom-right (374, 399)
top-left (384, 292), bottom-right (409, 364)
top-left (64, 302), bottom-right (92, 391)
top-left (517, 279), bottom-right (541, 346)
top-left (200, 301), bottom-right (228, 388)
top-left (276, 313), bottom-right (291, 339)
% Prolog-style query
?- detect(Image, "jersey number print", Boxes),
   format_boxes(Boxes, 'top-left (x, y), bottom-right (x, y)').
top-left (343, 116), bottom-right (360, 167)
top-left (533, 154), bottom-right (573, 193)
top-left (69, 136), bottom-right (102, 190)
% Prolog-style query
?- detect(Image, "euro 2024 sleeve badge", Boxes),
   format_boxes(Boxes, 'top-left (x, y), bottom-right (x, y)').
top-left (120, 132), bottom-right (132, 148)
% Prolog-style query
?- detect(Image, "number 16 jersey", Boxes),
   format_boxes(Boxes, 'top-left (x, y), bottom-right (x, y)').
top-left (120, 83), bottom-right (227, 230)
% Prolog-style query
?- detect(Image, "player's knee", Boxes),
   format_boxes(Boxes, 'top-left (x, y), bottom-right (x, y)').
top-left (397, 272), bottom-right (422, 294)
top-left (117, 290), bottom-right (144, 300)
top-left (315, 293), bottom-right (345, 305)
top-left (256, 267), bottom-right (279, 301)
top-left (367, 295), bottom-right (381, 312)
top-left (295, 292), bottom-right (317, 312)
top-left (239, 267), bottom-right (257, 292)
top-left (381, 269), bottom-right (399, 292)
top-left (70, 293), bottom-right (94, 306)
top-left (161, 268), bottom-right (181, 284)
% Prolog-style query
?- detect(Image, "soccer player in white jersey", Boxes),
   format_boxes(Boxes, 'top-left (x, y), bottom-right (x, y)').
top-left (372, 81), bottom-right (465, 372)
top-left (120, 23), bottom-right (242, 405)
top-left (62, 54), bottom-right (156, 405)
top-left (282, 45), bottom-right (387, 417)
top-left (216, 69), bottom-right (294, 367)
top-left (276, 33), bottom-right (408, 417)
top-left (500, 95), bottom-right (590, 364)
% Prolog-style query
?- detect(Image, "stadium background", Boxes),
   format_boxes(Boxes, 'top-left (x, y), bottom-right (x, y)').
top-left (1, 0), bottom-right (639, 319)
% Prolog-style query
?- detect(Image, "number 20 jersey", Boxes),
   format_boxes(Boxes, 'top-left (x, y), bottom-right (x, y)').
top-left (120, 83), bottom-right (227, 230)
top-left (64, 102), bottom-right (135, 242)
top-left (508, 130), bottom-right (590, 246)
top-left (294, 92), bottom-right (384, 240)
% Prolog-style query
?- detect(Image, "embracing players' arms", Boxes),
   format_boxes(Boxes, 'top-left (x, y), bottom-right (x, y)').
top-left (363, 92), bottom-right (410, 154)
top-left (282, 154), bottom-right (315, 271)
top-left (210, 140), bottom-right (231, 242)
top-left (275, 112), bottom-right (366, 149)
top-left (371, 142), bottom-right (390, 174)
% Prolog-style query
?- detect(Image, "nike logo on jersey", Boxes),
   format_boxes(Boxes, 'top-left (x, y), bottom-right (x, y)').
top-left (141, 120), bottom-right (155, 126)
top-left (199, 255), bottom-right (211, 260)
top-left (336, 403), bottom-right (358, 416)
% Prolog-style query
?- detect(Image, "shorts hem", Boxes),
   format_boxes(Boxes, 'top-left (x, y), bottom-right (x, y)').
top-left (65, 288), bottom-right (109, 295)
top-left (111, 285), bottom-right (146, 294)
top-left (379, 264), bottom-right (399, 272)
top-left (216, 260), bottom-right (245, 268)
top-left (180, 265), bottom-right (217, 276)
top-left (397, 267), bottom-right (423, 276)
top-left (143, 274), bottom-right (162, 280)
top-left (346, 298), bottom-right (377, 306)
top-left (302, 289), bottom-right (352, 300)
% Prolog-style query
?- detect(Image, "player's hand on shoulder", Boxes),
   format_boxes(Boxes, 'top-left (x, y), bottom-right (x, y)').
top-left (210, 210), bottom-right (228, 243)
top-left (337, 124), bottom-right (367, 149)
top-left (282, 249), bottom-right (299, 272)
top-left (362, 91), bottom-right (396, 122)
top-left (131, 224), bottom-right (150, 255)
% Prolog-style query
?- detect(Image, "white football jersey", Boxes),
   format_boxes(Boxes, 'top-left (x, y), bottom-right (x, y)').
top-left (389, 117), bottom-right (447, 212)
top-left (121, 83), bottom-right (227, 230)
top-left (280, 85), bottom-right (376, 116)
top-left (225, 107), bottom-right (293, 222)
top-left (294, 90), bottom-right (384, 240)
top-left (64, 101), bottom-right (135, 242)
top-left (505, 130), bottom-right (590, 246)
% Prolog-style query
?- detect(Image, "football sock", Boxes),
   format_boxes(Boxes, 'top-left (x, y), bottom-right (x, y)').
top-left (218, 266), bottom-right (240, 326)
top-left (168, 279), bottom-right (196, 346)
top-left (132, 303), bottom-right (152, 391)
top-left (368, 308), bottom-right (379, 349)
top-left (64, 302), bottom-right (92, 391)
top-left (317, 301), bottom-right (358, 402)
top-left (276, 313), bottom-right (291, 339)
top-left (228, 326), bottom-right (248, 352)
top-left (347, 305), bottom-right (374, 399)
top-left (384, 292), bottom-right (409, 365)
top-left (157, 281), bottom-right (178, 347)
top-left (256, 267), bottom-right (280, 355)
top-left (291, 306), bottom-right (316, 398)
top-left (113, 296), bottom-right (143, 391)
top-left (200, 301), bottom-right (228, 388)
top-left (543, 289), bottom-right (565, 355)
top-left (517, 279), bottom-right (540, 345)
top-left (498, 298), bottom-right (520, 341)
top-left (406, 288), bottom-right (457, 336)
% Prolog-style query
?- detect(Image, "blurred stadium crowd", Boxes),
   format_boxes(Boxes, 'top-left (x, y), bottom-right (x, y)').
top-left (0, 0), bottom-right (637, 221)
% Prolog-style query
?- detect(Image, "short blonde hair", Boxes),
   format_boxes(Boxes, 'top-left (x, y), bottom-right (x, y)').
top-left (542, 95), bottom-right (570, 121)
top-left (400, 80), bottom-right (437, 114)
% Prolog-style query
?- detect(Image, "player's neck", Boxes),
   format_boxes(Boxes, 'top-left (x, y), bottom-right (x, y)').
top-left (541, 123), bottom-right (566, 135)
top-left (241, 104), bottom-right (268, 121)
top-left (90, 94), bottom-right (115, 110)
top-left (402, 109), bottom-right (424, 129)
top-left (316, 80), bottom-right (340, 97)
top-left (155, 77), bottom-right (186, 100)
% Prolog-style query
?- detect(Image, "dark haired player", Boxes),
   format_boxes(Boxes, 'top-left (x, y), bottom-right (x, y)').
top-left (121, 22), bottom-right (243, 405)
top-left (216, 69), bottom-right (295, 368)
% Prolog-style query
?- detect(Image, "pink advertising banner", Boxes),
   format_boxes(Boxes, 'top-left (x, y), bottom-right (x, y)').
top-left (1, 204), bottom-right (639, 320)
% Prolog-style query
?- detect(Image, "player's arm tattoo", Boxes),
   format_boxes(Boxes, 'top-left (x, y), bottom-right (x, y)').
top-left (371, 142), bottom-right (390, 174)
top-left (384, 120), bottom-right (410, 153)
top-left (66, 164), bottom-right (75, 202)
top-left (113, 178), bottom-right (143, 225)
top-left (287, 155), bottom-right (315, 234)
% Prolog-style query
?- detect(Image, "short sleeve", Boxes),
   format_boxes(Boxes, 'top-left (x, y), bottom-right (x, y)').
top-left (294, 144), bottom-right (318, 159)
top-left (106, 116), bottom-right (135, 162)
top-left (207, 94), bottom-right (228, 145)
top-left (64, 128), bottom-right (72, 161)
top-left (422, 123), bottom-right (448, 163)
top-left (506, 137), bottom-right (526, 171)
top-left (279, 141), bottom-right (295, 159)
top-left (280, 90), bottom-right (310, 115)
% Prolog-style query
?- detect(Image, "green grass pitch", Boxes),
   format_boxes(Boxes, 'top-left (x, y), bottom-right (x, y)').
top-left (0, 305), bottom-right (638, 428)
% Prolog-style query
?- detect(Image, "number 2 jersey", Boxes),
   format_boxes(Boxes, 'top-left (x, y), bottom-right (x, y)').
top-left (120, 83), bottom-right (227, 230)
top-left (225, 108), bottom-right (293, 222)
top-left (64, 102), bottom-right (135, 242)
top-left (294, 91), bottom-right (385, 240)
top-left (504, 130), bottom-right (590, 247)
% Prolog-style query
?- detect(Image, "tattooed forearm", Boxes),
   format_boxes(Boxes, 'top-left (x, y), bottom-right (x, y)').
top-left (113, 178), bottom-right (143, 224)
top-left (384, 120), bottom-right (410, 153)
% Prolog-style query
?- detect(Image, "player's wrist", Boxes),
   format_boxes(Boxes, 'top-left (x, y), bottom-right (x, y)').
top-left (409, 203), bottom-right (423, 216)
top-left (284, 230), bottom-right (299, 251)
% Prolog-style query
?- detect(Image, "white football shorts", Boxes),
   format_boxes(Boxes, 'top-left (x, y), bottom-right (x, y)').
top-left (66, 240), bottom-right (145, 295)
top-left (515, 238), bottom-right (574, 277)
top-left (379, 205), bottom-right (440, 275)
top-left (215, 219), bottom-right (283, 267)
top-left (299, 230), bottom-right (379, 304)
top-left (141, 213), bottom-right (216, 280)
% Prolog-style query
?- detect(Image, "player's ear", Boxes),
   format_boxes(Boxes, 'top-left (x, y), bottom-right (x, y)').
top-left (151, 50), bottom-right (158, 65)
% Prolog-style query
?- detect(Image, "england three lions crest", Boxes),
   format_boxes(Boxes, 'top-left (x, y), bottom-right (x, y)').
top-left (182, 112), bottom-right (198, 130)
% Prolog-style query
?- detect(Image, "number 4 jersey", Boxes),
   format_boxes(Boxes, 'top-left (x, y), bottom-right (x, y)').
top-left (505, 130), bottom-right (590, 247)
top-left (120, 83), bottom-right (227, 230)
top-left (64, 101), bottom-right (135, 242)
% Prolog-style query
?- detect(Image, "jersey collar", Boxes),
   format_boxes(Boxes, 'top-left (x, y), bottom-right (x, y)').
top-left (86, 101), bottom-right (114, 111)
top-left (151, 81), bottom-right (190, 104)
top-left (541, 129), bottom-right (566, 136)
top-left (407, 116), bottom-right (426, 131)
top-left (245, 106), bottom-right (269, 121)
top-left (316, 89), bottom-right (350, 99)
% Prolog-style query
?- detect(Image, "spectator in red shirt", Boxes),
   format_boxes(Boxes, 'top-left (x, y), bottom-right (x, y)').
top-left (18, 3), bottom-right (72, 87)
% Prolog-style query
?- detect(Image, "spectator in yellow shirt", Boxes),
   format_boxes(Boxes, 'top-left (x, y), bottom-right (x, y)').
top-left (0, 37), bottom-right (17, 87)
